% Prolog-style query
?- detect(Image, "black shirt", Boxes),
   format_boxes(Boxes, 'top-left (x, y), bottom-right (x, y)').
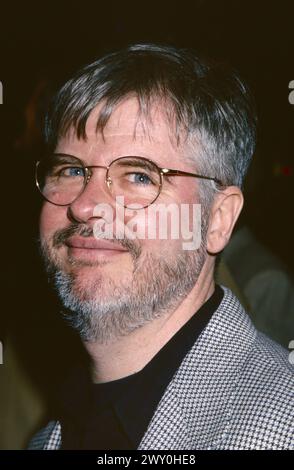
top-left (59, 285), bottom-right (224, 449)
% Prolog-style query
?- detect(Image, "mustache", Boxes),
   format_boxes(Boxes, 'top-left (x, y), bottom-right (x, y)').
top-left (53, 223), bottom-right (92, 247)
top-left (52, 223), bottom-right (142, 259)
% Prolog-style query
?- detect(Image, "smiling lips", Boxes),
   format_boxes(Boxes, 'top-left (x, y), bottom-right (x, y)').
top-left (65, 236), bottom-right (128, 257)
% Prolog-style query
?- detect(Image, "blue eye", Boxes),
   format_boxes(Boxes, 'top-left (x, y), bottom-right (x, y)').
top-left (61, 167), bottom-right (85, 177)
top-left (128, 172), bottom-right (153, 185)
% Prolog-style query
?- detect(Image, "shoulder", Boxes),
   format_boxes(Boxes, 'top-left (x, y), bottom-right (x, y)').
top-left (27, 421), bottom-right (61, 450)
top-left (239, 331), bottom-right (293, 405)
top-left (224, 322), bottom-right (294, 449)
top-left (203, 287), bottom-right (293, 449)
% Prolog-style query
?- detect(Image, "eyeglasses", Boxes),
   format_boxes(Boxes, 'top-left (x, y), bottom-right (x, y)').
top-left (35, 153), bottom-right (223, 209)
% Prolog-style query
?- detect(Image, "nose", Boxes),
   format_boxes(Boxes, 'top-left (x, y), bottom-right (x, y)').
top-left (67, 168), bottom-right (114, 224)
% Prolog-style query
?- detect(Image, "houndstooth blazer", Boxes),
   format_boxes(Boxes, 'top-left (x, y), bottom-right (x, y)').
top-left (28, 287), bottom-right (294, 450)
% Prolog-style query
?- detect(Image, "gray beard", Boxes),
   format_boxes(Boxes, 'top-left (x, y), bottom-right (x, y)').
top-left (41, 235), bottom-right (207, 344)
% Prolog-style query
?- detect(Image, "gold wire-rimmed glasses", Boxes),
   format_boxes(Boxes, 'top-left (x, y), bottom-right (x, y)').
top-left (35, 153), bottom-right (223, 209)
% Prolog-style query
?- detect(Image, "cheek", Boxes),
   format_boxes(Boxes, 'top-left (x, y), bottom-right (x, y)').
top-left (39, 203), bottom-right (67, 240)
top-left (123, 206), bottom-right (185, 254)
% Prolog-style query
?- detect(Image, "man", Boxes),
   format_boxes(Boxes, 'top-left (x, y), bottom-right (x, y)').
top-left (29, 44), bottom-right (293, 450)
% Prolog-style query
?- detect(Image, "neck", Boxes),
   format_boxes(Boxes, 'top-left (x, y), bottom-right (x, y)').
top-left (84, 260), bottom-right (215, 384)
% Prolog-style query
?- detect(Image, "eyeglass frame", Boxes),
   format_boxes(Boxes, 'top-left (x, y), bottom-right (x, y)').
top-left (35, 153), bottom-right (224, 209)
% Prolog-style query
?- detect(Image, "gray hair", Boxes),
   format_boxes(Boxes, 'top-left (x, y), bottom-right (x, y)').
top-left (45, 43), bottom-right (257, 205)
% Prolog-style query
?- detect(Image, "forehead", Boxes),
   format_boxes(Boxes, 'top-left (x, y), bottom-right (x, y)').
top-left (87, 97), bottom-right (174, 140)
top-left (56, 97), bottom-right (193, 167)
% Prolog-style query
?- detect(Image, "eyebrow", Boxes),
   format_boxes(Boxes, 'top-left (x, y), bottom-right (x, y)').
top-left (115, 157), bottom-right (159, 172)
top-left (52, 153), bottom-right (83, 164)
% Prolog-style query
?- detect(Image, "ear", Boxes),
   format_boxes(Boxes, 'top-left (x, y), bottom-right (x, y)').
top-left (206, 186), bottom-right (244, 254)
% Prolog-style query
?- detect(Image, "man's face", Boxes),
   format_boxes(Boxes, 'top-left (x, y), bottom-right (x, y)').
top-left (39, 97), bottom-right (208, 342)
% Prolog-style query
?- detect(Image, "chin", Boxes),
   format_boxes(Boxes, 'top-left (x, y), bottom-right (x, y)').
top-left (69, 265), bottom-right (130, 297)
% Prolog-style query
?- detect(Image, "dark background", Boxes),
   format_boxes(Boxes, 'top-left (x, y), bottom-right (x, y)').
top-left (0, 0), bottom-right (293, 433)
